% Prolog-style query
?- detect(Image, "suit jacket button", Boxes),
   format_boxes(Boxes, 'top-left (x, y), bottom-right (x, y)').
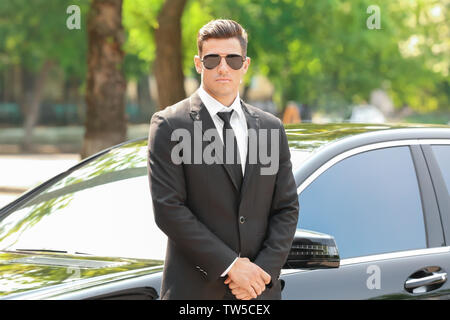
top-left (239, 216), bottom-right (246, 224)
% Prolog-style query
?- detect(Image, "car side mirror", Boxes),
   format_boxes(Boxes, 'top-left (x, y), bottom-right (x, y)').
top-left (283, 229), bottom-right (340, 269)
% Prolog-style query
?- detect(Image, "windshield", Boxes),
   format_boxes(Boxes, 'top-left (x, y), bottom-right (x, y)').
top-left (0, 141), bottom-right (167, 261)
top-left (0, 139), bottom-right (307, 260)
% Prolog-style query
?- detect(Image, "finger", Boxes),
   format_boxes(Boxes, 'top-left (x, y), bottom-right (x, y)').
top-left (257, 280), bottom-right (266, 294)
top-left (232, 286), bottom-right (247, 294)
top-left (234, 290), bottom-right (245, 299)
top-left (236, 293), bottom-right (251, 300)
top-left (246, 286), bottom-right (257, 299)
top-left (257, 276), bottom-right (266, 290)
top-left (229, 282), bottom-right (240, 290)
top-left (224, 276), bottom-right (231, 284)
top-left (231, 287), bottom-right (253, 296)
top-left (234, 289), bottom-right (253, 300)
top-left (260, 270), bottom-right (271, 284)
top-left (251, 276), bottom-right (265, 295)
top-left (251, 282), bottom-right (262, 296)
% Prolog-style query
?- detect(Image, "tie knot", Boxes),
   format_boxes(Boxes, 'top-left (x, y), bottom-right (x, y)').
top-left (217, 110), bottom-right (234, 125)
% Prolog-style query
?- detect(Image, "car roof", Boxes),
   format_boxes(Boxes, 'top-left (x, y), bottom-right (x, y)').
top-left (98, 122), bottom-right (450, 164)
top-left (285, 122), bottom-right (450, 153)
top-left (285, 122), bottom-right (450, 186)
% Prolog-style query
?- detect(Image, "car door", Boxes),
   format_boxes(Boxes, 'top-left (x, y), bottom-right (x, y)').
top-left (282, 141), bottom-right (450, 299)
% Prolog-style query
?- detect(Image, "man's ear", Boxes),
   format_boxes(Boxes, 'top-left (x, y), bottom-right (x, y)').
top-left (194, 55), bottom-right (203, 74)
top-left (242, 56), bottom-right (251, 74)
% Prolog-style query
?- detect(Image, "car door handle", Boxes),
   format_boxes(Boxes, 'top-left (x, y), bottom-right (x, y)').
top-left (405, 272), bottom-right (447, 290)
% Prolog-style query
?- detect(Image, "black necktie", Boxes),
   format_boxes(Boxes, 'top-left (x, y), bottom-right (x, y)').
top-left (217, 110), bottom-right (243, 189)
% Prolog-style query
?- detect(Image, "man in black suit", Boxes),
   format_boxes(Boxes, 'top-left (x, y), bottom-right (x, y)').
top-left (147, 19), bottom-right (299, 300)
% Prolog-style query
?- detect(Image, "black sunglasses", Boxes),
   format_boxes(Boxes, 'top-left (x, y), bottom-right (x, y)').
top-left (201, 54), bottom-right (245, 70)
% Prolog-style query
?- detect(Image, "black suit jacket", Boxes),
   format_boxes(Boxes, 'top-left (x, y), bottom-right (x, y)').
top-left (147, 91), bottom-right (299, 300)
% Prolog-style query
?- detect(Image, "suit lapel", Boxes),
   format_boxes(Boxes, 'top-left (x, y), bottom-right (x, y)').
top-left (189, 91), bottom-right (241, 191)
top-left (240, 100), bottom-right (260, 199)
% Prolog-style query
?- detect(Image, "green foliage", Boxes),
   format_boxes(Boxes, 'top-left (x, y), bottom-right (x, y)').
top-left (0, 0), bottom-right (447, 115)
top-left (122, 0), bottom-right (162, 73)
top-left (0, 0), bottom-right (89, 78)
top-left (204, 0), bottom-right (449, 113)
top-left (122, 0), bottom-right (213, 78)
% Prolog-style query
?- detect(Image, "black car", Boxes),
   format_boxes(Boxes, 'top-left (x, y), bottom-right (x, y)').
top-left (0, 123), bottom-right (449, 299)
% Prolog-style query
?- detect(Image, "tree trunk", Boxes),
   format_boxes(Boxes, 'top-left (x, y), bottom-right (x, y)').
top-left (81, 0), bottom-right (127, 159)
top-left (22, 60), bottom-right (53, 152)
top-left (154, 0), bottom-right (187, 110)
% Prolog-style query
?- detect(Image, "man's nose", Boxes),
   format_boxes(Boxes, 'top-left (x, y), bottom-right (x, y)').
top-left (217, 57), bottom-right (229, 74)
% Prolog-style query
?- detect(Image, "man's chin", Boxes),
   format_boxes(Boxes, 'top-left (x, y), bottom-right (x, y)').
top-left (210, 87), bottom-right (237, 99)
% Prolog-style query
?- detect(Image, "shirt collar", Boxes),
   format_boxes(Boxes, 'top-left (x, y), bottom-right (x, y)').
top-left (198, 86), bottom-right (244, 120)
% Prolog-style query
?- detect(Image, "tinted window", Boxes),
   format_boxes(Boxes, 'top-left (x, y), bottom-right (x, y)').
top-left (431, 145), bottom-right (450, 194)
top-left (298, 146), bottom-right (426, 259)
top-left (0, 141), bottom-right (167, 260)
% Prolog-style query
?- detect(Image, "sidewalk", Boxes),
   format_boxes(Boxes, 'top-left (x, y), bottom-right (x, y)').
top-left (0, 124), bottom-right (149, 154)
top-left (0, 154), bottom-right (81, 208)
top-left (0, 124), bottom-right (150, 208)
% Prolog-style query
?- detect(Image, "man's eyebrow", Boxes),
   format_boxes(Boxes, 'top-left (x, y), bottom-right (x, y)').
top-left (203, 52), bottom-right (242, 56)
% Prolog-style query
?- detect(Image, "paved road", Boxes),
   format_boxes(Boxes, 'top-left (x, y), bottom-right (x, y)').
top-left (0, 154), bottom-right (80, 209)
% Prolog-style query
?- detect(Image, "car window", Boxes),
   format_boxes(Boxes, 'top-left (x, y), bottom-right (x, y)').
top-left (431, 145), bottom-right (450, 194)
top-left (297, 146), bottom-right (427, 259)
top-left (0, 141), bottom-right (167, 261)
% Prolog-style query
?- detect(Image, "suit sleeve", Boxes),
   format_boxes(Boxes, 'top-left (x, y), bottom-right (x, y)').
top-left (147, 112), bottom-right (238, 281)
top-left (254, 120), bottom-right (299, 281)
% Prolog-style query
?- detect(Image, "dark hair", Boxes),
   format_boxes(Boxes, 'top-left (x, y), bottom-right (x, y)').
top-left (197, 19), bottom-right (248, 56)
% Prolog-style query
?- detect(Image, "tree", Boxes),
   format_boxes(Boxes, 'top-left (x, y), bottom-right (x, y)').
top-left (122, 0), bottom-right (449, 116)
top-left (81, 0), bottom-right (127, 158)
top-left (154, 0), bottom-right (188, 109)
top-left (123, 0), bottom-right (213, 110)
top-left (208, 0), bottom-right (449, 115)
top-left (0, 0), bottom-right (88, 151)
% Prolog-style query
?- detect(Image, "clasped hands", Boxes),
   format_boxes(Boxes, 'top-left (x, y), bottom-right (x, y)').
top-left (224, 257), bottom-right (271, 300)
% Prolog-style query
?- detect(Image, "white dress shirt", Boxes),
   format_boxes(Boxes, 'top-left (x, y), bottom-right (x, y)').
top-left (197, 86), bottom-right (247, 276)
top-left (198, 86), bottom-right (248, 176)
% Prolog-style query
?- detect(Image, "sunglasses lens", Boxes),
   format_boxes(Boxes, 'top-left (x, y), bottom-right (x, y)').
top-left (202, 54), bottom-right (244, 70)
top-left (226, 55), bottom-right (244, 70)
top-left (202, 55), bottom-right (221, 69)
